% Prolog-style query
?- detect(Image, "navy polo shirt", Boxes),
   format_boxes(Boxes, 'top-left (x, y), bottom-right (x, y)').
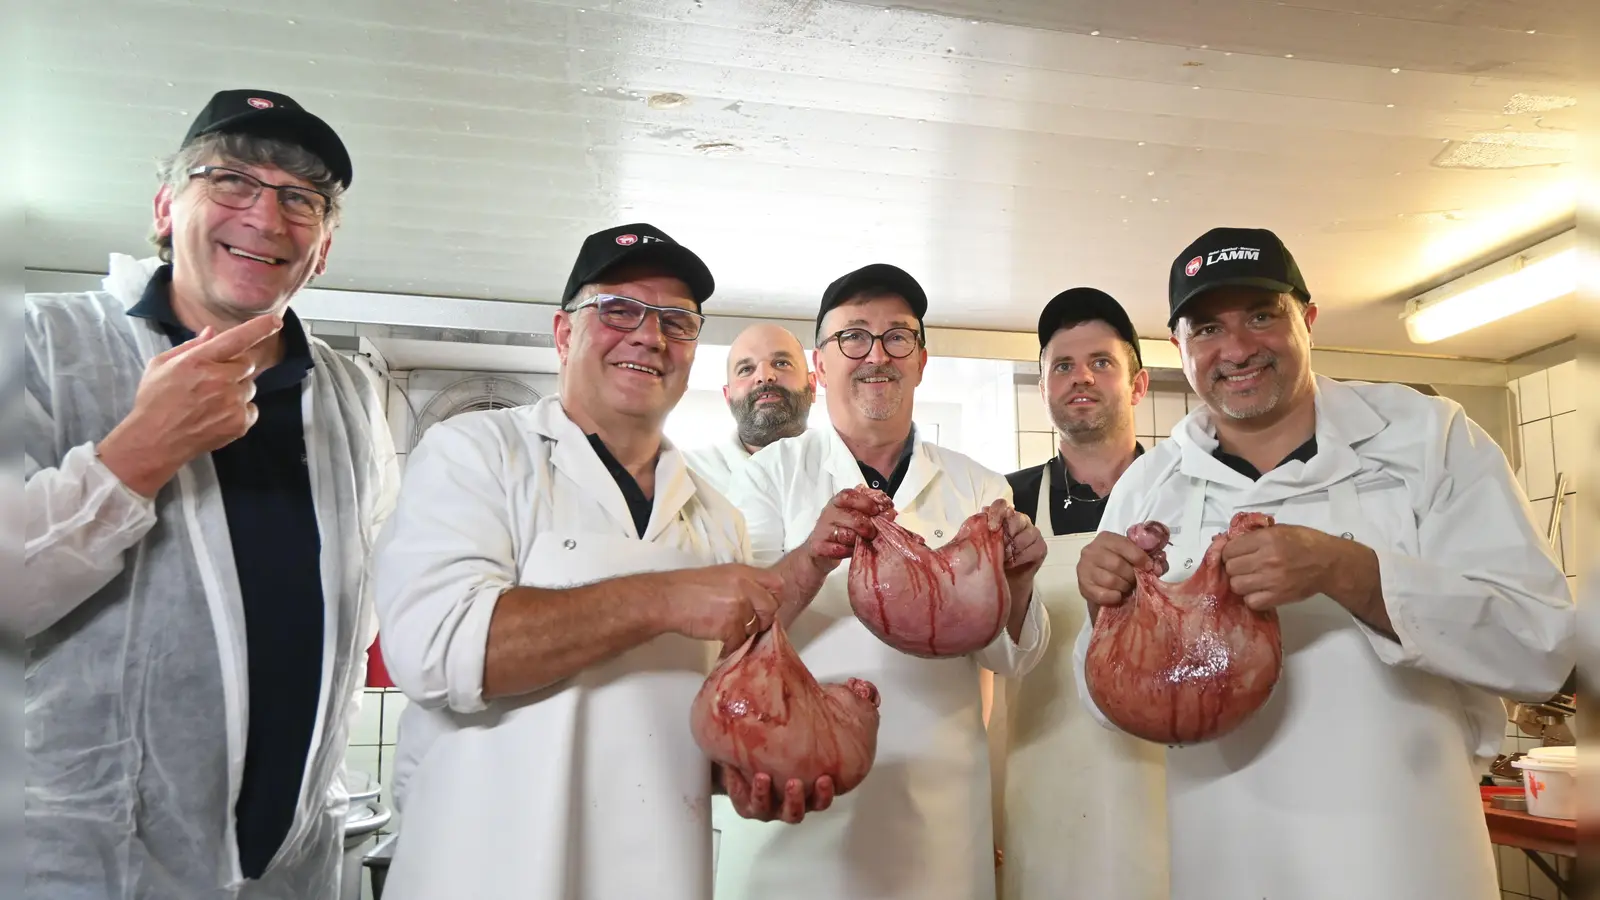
top-left (1214, 436), bottom-right (1319, 480)
top-left (857, 429), bottom-right (916, 498)
top-left (587, 433), bottom-right (654, 536)
top-left (128, 267), bottom-right (325, 879)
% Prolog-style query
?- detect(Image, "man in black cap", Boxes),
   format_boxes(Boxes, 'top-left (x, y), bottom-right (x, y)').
top-left (988, 287), bottom-right (1167, 900)
top-left (22, 89), bottom-right (399, 897)
top-left (1007, 288), bottom-right (1150, 535)
top-left (374, 224), bottom-right (842, 900)
top-left (717, 264), bottom-right (1050, 900)
top-left (1072, 227), bottom-right (1574, 900)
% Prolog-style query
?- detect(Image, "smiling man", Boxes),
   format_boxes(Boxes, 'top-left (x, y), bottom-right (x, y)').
top-left (23, 90), bottom-right (399, 897)
top-left (684, 323), bottom-right (817, 496)
top-left (716, 264), bottom-right (1051, 900)
top-left (374, 224), bottom-right (841, 900)
top-left (1071, 226), bottom-right (1575, 900)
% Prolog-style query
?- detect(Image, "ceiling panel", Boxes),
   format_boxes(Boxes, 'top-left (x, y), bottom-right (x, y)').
top-left (21, 0), bottom-right (1579, 360)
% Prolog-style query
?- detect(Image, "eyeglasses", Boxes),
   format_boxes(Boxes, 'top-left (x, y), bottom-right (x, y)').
top-left (569, 293), bottom-right (705, 342)
top-left (821, 326), bottom-right (923, 360)
top-left (187, 165), bottom-right (333, 226)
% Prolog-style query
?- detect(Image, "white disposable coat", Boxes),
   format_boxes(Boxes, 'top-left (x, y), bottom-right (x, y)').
top-left (1071, 375), bottom-right (1575, 900)
top-left (682, 432), bottom-right (751, 498)
top-left (372, 397), bottom-right (751, 900)
top-left (715, 426), bottom-right (1050, 900)
top-left (988, 462), bottom-right (1169, 900)
top-left (23, 254), bottom-right (400, 899)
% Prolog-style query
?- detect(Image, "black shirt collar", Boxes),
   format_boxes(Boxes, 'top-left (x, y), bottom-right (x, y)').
top-left (127, 264), bottom-right (314, 394)
top-left (856, 427), bottom-right (916, 498)
top-left (1049, 441), bottom-right (1146, 501)
top-left (1212, 436), bottom-right (1318, 481)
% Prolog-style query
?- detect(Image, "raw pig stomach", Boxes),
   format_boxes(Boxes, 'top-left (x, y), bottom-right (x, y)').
top-left (848, 498), bottom-right (1012, 658)
top-left (691, 620), bottom-right (881, 795)
top-left (1084, 511), bottom-right (1284, 745)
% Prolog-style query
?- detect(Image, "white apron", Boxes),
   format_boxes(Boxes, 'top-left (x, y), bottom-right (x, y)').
top-left (1159, 475), bottom-right (1498, 900)
top-left (989, 463), bottom-right (1169, 900)
top-left (385, 532), bottom-right (716, 900)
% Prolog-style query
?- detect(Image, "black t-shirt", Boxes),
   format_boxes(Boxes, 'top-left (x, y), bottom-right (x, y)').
top-left (587, 434), bottom-right (654, 536)
top-left (127, 266), bottom-right (323, 879)
top-left (1214, 436), bottom-right (1319, 480)
top-left (856, 430), bottom-right (916, 498)
top-left (1006, 443), bottom-right (1146, 535)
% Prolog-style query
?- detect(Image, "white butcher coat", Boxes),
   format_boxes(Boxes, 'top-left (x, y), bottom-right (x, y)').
top-left (372, 397), bottom-right (751, 900)
top-left (1072, 375), bottom-right (1575, 900)
top-left (682, 432), bottom-right (752, 498)
top-left (716, 425), bottom-right (1050, 900)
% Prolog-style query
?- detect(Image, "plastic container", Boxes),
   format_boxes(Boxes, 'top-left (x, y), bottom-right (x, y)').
top-left (1511, 746), bottom-right (1576, 820)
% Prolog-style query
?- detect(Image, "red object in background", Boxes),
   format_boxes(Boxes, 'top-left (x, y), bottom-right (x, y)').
top-left (366, 636), bottom-right (395, 688)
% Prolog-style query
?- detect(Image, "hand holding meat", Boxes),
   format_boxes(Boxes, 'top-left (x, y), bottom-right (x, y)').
top-left (691, 621), bottom-right (881, 824)
top-left (96, 314), bottom-right (283, 496)
top-left (718, 765), bottom-right (836, 825)
top-left (804, 487), bottom-right (892, 564)
top-left (658, 563), bottom-right (783, 651)
top-left (847, 498), bottom-right (1013, 657)
top-left (998, 503), bottom-right (1047, 590)
top-left (1221, 523), bottom-right (1351, 611)
top-left (1075, 527), bottom-right (1158, 608)
top-left (1084, 513), bottom-right (1284, 745)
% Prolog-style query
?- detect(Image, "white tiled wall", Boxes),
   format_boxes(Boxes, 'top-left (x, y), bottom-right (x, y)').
top-left (1498, 359), bottom-right (1578, 900)
top-left (345, 687), bottom-right (408, 836)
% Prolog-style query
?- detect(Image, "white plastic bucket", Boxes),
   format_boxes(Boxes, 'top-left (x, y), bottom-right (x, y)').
top-left (1512, 746), bottom-right (1576, 820)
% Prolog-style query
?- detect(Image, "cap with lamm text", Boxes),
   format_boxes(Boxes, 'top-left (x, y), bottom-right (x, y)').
top-left (561, 223), bottom-right (715, 308)
top-left (183, 90), bottom-right (353, 189)
top-left (1168, 227), bottom-right (1310, 328)
top-left (1036, 287), bottom-right (1142, 368)
top-left (815, 263), bottom-right (928, 340)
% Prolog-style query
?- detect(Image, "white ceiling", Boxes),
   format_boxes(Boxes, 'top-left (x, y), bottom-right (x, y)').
top-left (22, 0), bottom-right (1580, 360)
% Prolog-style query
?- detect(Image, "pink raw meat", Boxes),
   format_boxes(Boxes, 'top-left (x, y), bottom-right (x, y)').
top-left (848, 498), bottom-right (1012, 658)
top-left (691, 620), bottom-right (881, 795)
top-left (1085, 511), bottom-right (1284, 745)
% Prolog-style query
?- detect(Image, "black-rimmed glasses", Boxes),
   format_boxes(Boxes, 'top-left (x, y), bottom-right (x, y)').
top-left (569, 293), bottom-right (705, 342)
top-left (187, 165), bottom-right (333, 225)
top-left (820, 326), bottom-right (922, 360)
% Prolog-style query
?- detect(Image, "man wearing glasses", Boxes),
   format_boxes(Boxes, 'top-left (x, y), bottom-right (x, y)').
top-left (716, 264), bottom-right (1051, 900)
top-left (374, 224), bottom-right (842, 900)
top-left (23, 90), bottom-right (399, 897)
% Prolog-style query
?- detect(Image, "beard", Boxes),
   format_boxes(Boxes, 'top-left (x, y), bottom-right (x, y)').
top-left (1050, 391), bottom-right (1131, 445)
top-left (1202, 353), bottom-right (1284, 420)
top-left (848, 364), bottom-right (904, 421)
top-left (733, 382), bottom-right (814, 448)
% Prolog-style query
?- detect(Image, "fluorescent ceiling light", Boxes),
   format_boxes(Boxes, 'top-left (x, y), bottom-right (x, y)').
top-left (1403, 230), bottom-right (1576, 344)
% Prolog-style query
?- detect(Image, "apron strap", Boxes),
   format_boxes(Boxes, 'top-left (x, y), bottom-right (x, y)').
top-left (1038, 459), bottom-right (1062, 538)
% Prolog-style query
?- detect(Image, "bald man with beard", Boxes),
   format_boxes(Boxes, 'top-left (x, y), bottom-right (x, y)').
top-left (683, 323), bottom-right (816, 496)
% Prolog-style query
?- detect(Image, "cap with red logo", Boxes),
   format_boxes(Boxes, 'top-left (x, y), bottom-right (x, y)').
top-left (182, 89), bottom-right (353, 189)
top-left (1167, 226), bottom-right (1310, 328)
top-left (561, 223), bottom-right (715, 308)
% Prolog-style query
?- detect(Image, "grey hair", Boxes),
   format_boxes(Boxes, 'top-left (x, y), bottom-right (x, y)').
top-left (150, 132), bottom-right (345, 262)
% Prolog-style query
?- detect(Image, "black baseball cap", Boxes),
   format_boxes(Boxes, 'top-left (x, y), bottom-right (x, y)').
top-left (183, 90), bottom-right (353, 189)
top-left (1167, 227), bottom-right (1310, 328)
top-left (560, 223), bottom-right (715, 308)
top-left (815, 263), bottom-right (929, 340)
top-left (1037, 287), bottom-right (1142, 368)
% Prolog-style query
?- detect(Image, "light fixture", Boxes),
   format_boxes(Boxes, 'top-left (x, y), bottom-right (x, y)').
top-left (1402, 229), bottom-right (1576, 343)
